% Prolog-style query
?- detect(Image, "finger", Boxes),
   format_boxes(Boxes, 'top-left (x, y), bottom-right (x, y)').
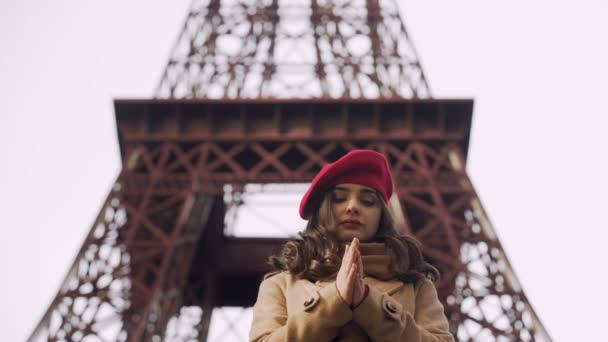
top-left (344, 242), bottom-right (356, 268)
top-left (344, 262), bottom-right (357, 304)
top-left (340, 245), bottom-right (355, 278)
top-left (347, 262), bottom-right (358, 288)
top-left (352, 237), bottom-right (360, 250)
top-left (357, 252), bottom-right (364, 278)
top-left (341, 244), bottom-right (350, 266)
top-left (350, 240), bottom-right (360, 260)
top-left (350, 248), bottom-right (360, 267)
top-left (351, 238), bottom-right (359, 255)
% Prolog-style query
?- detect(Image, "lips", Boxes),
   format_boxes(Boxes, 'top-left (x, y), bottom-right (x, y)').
top-left (341, 219), bottom-right (362, 227)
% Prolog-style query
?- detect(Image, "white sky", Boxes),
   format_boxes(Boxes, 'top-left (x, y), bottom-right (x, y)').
top-left (1, 0), bottom-right (607, 340)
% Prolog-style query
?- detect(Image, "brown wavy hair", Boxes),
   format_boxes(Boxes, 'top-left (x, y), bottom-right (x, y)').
top-left (269, 188), bottom-right (440, 285)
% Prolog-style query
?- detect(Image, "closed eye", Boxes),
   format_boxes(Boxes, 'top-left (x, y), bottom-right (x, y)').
top-left (361, 199), bottom-right (376, 207)
top-left (331, 195), bottom-right (346, 203)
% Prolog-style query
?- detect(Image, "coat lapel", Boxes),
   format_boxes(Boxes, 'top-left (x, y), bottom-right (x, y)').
top-left (364, 276), bottom-right (403, 295)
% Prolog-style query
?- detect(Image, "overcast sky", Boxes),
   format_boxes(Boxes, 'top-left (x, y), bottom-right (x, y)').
top-left (1, 0), bottom-right (607, 341)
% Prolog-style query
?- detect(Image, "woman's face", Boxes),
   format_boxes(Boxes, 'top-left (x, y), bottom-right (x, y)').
top-left (329, 183), bottom-right (382, 242)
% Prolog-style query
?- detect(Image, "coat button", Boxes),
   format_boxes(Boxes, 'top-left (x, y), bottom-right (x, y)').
top-left (385, 301), bottom-right (397, 313)
top-left (304, 297), bottom-right (314, 307)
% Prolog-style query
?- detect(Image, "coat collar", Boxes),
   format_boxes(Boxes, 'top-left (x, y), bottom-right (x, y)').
top-left (308, 276), bottom-right (403, 295)
top-left (363, 276), bottom-right (403, 295)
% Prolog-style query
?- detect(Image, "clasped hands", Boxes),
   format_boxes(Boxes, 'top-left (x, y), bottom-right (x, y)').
top-left (336, 237), bottom-right (367, 308)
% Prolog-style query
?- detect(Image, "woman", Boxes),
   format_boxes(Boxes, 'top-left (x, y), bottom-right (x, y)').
top-left (250, 149), bottom-right (454, 342)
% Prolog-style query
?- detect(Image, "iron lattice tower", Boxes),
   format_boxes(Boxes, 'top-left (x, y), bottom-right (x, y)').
top-left (30, 0), bottom-right (551, 341)
top-left (156, 0), bottom-right (431, 99)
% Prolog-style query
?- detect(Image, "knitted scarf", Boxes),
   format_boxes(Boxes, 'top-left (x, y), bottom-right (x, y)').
top-left (355, 242), bottom-right (396, 281)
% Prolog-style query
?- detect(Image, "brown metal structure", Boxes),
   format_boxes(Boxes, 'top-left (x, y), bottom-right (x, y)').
top-left (156, 0), bottom-right (430, 99)
top-left (30, 1), bottom-right (551, 341)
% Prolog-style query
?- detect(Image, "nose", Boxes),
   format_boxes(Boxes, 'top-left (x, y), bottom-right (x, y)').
top-left (345, 197), bottom-right (359, 214)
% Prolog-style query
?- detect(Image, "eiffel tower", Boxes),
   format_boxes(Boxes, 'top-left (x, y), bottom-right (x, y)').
top-left (29, 0), bottom-right (551, 341)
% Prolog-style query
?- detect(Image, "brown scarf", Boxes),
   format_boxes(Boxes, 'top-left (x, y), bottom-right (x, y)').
top-left (347, 242), bottom-right (395, 281)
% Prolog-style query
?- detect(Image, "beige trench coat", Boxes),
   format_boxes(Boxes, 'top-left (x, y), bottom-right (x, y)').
top-left (250, 271), bottom-right (454, 341)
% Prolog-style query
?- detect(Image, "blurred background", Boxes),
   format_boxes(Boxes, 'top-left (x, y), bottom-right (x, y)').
top-left (1, 0), bottom-right (607, 340)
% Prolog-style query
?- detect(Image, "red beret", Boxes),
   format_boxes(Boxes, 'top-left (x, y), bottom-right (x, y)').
top-left (299, 149), bottom-right (394, 219)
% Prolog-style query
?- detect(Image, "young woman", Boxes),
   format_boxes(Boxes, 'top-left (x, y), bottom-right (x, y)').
top-left (250, 149), bottom-right (454, 341)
